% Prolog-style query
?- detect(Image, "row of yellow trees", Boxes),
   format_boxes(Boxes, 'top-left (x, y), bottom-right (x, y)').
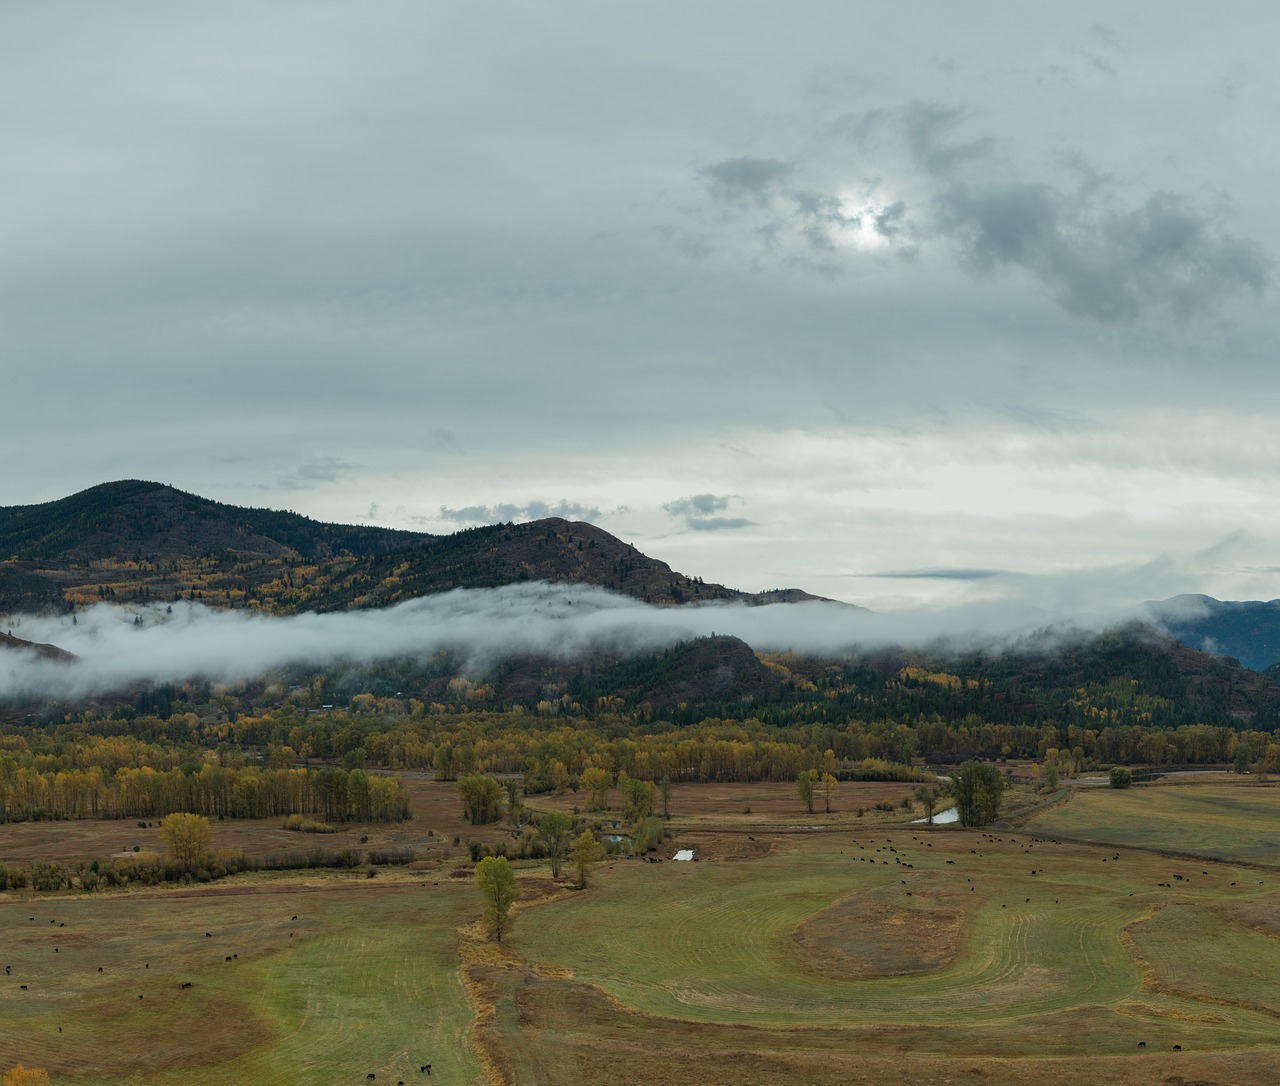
top-left (0, 763), bottom-right (410, 823)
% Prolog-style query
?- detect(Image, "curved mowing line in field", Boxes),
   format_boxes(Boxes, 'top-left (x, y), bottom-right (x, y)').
top-left (517, 853), bottom-right (1148, 1030)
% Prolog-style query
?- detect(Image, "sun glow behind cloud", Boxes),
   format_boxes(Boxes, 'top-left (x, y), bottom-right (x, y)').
top-left (835, 195), bottom-right (898, 250)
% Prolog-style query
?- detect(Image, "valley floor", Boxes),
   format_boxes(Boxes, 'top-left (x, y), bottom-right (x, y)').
top-left (1, 777), bottom-right (1278, 1085)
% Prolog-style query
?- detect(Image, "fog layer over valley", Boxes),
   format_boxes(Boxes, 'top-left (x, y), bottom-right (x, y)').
top-left (0, 582), bottom-right (1156, 701)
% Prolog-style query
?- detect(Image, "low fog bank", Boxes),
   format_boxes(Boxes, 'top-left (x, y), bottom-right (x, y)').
top-left (0, 582), bottom-right (1159, 701)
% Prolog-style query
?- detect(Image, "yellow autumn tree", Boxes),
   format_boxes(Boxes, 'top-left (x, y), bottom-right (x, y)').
top-left (4, 1064), bottom-right (50, 1086)
top-left (160, 812), bottom-right (212, 870)
top-left (579, 766), bottom-right (610, 811)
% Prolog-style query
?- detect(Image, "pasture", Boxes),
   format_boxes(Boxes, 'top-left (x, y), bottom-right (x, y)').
top-left (0, 874), bottom-right (479, 1085)
top-left (0, 776), bottom-right (1277, 1084)
top-left (1021, 778), bottom-right (1280, 863)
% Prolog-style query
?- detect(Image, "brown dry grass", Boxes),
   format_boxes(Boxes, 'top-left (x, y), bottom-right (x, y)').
top-left (0, 776), bottom-right (514, 867)
top-left (791, 873), bottom-right (965, 978)
top-left (1215, 898), bottom-right (1280, 938)
top-left (525, 778), bottom-right (930, 826)
top-left (504, 972), bottom-right (1274, 1086)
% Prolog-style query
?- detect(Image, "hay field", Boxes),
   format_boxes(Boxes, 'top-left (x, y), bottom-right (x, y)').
top-left (502, 784), bottom-right (1280, 1085)
top-left (0, 874), bottom-right (479, 1085)
top-left (1022, 779), bottom-right (1280, 863)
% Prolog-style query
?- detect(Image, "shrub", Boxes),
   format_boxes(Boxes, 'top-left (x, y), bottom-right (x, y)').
top-left (30, 861), bottom-right (71, 892)
top-left (635, 816), bottom-right (665, 852)
top-left (1109, 766), bottom-right (1133, 789)
top-left (282, 814), bottom-right (339, 833)
top-left (367, 847), bottom-right (415, 866)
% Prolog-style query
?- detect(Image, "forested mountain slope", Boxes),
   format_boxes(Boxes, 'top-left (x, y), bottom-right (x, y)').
top-left (0, 481), bottom-right (826, 615)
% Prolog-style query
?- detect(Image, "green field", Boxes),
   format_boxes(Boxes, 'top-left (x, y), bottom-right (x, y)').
top-left (516, 833), bottom-right (1279, 1046)
top-left (0, 874), bottom-right (480, 1085)
top-left (1023, 780), bottom-right (1280, 863)
top-left (3, 780), bottom-right (1280, 1086)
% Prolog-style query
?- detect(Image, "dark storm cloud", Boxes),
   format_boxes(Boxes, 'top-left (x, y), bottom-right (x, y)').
top-left (663, 494), bottom-right (756, 532)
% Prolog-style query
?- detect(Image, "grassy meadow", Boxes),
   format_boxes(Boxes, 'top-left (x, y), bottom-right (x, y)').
top-left (1, 777), bottom-right (1278, 1085)
top-left (1022, 778), bottom-right (1280, 863)
top-left (0, 875), bottom-right (479, 1085)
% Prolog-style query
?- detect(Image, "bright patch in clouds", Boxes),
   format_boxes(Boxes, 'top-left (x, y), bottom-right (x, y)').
top-left (836, 195), bottom-right (897, 250)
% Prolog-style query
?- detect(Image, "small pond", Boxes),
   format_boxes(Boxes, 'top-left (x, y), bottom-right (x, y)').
top-left (910, 806), bottom-right (959, 824)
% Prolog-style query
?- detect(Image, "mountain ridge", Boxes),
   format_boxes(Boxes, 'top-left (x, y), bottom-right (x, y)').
top-left (0, 481), bottom-right (832, 617)
top-left (1146, 593), bottom-right (1280, 672)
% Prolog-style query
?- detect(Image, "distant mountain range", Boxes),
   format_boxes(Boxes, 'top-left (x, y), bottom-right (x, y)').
top-left (4, 482), bottom-right (1280, 728)
top-left (1145, 594), bottom-right (1280, 673)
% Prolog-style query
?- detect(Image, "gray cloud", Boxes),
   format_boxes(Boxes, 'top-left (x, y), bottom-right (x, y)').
top-left (936, 184), bottom-right (1270, 322)
top-left (437, 500), bottom-right (607, 525)
top-left (700, 157), bottom-right (792, 204)
top-left (695, 95), bottom-right (1269, 324)
top-left (2, 5), bottom-right (1279, 615)
top-left (272, 457), bottom-right (362, 491)
top-left (901, 101), bottom-right (995, 177)
top-left (663, 493), bottom-right (756, 532)
top-left (874, 568), bottom-right (1003, 581)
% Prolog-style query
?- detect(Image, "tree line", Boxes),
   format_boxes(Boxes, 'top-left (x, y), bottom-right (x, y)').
top-left (0, 762), bottom-right (411, 824)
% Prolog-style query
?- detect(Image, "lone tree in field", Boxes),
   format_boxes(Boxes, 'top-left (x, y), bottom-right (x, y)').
top-left (915, 785), bottom-right (938, 823)
top-left (623, 777), bottom-right (654, 822)
top-left (160, 812), bottom-right (212, 870)
top-left (820, 772), bottom-right (838, 814)
top-left (568, 829), bottom-right (601, 889)
top-left (797, 769), bottom-right (818, 814)
top-left (1109, 766), bottom-right (1132, 789)
top-left (660, 775), bottom-right (672, 818)
top-left (951, 761), bottom-right (1004, 827)
top-left (474, 855), bottom-right (519, 943)
top-left (537, 811), bottom-right (574, 878)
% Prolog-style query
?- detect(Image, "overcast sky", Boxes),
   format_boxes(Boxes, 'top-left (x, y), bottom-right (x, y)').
top-left (3, 3), bottom-right (1279, 612)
